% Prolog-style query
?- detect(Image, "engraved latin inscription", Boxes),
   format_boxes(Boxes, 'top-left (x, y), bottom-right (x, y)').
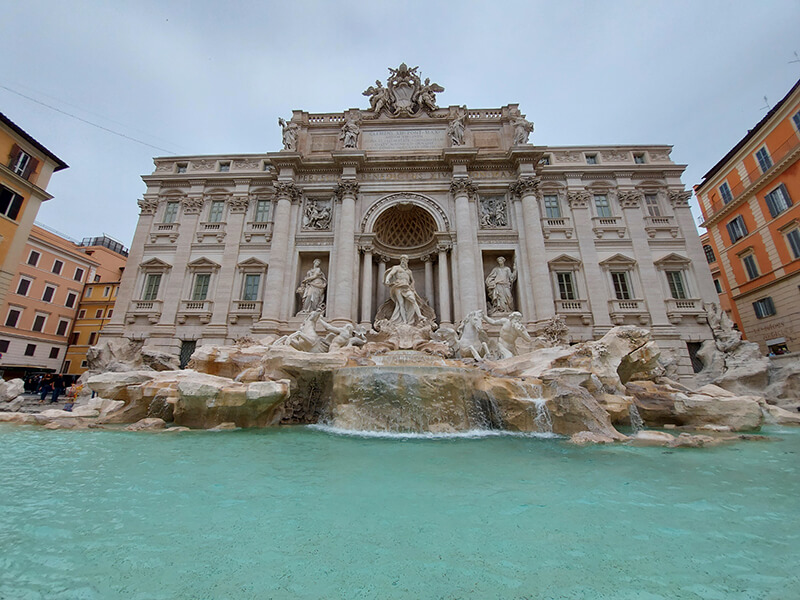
top-left (361, 128), bottom-right (447, 150)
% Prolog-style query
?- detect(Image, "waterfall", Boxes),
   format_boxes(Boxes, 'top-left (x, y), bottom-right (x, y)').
top-left (629, 402), bottom-right (645, 433)
top-left (533, 399), bottom-right (553, 434)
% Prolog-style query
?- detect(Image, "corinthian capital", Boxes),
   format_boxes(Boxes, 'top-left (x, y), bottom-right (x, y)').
top-left (668, 190), bottom-right (692, 207)
top-left (181, 196), bottom-right (205, 214)
top-left (618, 190), bottom-right (643, 209)
top-left (450, 177), bottom-right (477, 197)
top-left (227, 195), bottom-right (251, 213)
top-left (567, 190), bottom-right (591, 209)
top-left (335, 180), bottom-right (360, 199)
top-left (137, 198), bottom-right (159, 215)
top-left (509, 175), bottom-right (541, 198)
top-left (274, 181), bottom-right (300, 202)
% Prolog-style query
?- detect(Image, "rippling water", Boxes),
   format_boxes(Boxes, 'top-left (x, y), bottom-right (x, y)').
top-left (1, 424), bottom-right (798, 599)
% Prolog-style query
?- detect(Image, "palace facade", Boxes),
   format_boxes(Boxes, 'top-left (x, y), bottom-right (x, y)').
top-left (102, 66), bottom-right (717, 378)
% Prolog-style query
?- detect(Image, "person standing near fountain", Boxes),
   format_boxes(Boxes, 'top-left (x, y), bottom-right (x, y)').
top-left (384, 255), bottom-right (425, 325)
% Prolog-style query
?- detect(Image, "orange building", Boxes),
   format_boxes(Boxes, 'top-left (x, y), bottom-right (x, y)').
top-left (696, 78), bottom-right (800, 354)
top-left (1, 113), bottom-right (68, 309)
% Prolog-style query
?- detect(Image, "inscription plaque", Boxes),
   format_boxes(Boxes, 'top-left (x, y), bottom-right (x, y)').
top-left (361, 128), bottom-right (447, 151)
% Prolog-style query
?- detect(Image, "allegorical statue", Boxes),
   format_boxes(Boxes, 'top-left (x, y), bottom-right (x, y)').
top-left (485, 256), bottom-right (517, 315)
top-left (482, 311), bottom-right (531, 359)
top-left (417, 77), bottom-right (445, 112)
top-left (278, 117), bottom-right (300, 151)
top-left (384, 255), bottom-right (425, 325)
top-left (362, 80), bottom-right (390, 114)
top-left (302, 200), bottom-right (331, 230)
top-left (509, 107), bottom-right (534, 145)
top-left (296, 259), bottom-right (327, 314)
top-left (340, 112), bottom-right (361, 148)
top-left (447, 107), bottom-right (466, 147)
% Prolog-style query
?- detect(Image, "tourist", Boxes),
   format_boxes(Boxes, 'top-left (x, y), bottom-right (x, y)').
top-left (38, 374), bottom-right (53, 403)
top-left (50, 374), bottom-right (65, 404)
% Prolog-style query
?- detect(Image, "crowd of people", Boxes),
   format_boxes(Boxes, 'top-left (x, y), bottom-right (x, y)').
top-left (23, 373), bottom-right (77, 404)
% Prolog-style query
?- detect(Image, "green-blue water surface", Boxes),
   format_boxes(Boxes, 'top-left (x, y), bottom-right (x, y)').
top-left (1, 424), bottom-right (798, 600)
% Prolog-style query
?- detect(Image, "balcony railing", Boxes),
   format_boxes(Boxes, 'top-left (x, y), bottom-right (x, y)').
top-left (555, 299), bottom-right (588, 312)
top-left (196, 222), bottom-right (227, 243)
top-left (643, 215), bottom-right (679, 238)
top-left (149, 222), bottom-right (179, 243)
top-left (177, 299), bottom-right (213, 324)
top-left (591, 216), bottom-right (626, 239)
top-left (608, 298), bottom-right (649, 325)
top-left (228, 300), bottom-right (263, 324)
top-left (127, 299), bottom-right (162, 324)
top-left (244, 221), bottom-right (274, 243)
top-left (541, 216), bottom-right (573, 239)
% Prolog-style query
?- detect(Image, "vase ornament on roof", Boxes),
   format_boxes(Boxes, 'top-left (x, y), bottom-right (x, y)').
top-left (362, 63), bottom-right (445, 118)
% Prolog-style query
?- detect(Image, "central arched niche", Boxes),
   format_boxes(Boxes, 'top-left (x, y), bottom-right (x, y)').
top-left (363, 193), bottom-right (448, 259)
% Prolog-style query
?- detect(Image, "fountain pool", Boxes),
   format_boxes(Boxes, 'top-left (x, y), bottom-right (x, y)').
top-left (1, 424), bottom-right (798, 599)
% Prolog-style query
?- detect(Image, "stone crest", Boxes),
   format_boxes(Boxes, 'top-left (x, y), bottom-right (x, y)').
top-left (362, 63), bottom-right (444, 118)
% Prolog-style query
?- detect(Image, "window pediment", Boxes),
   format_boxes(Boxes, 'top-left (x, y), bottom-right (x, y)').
top-left (653, 253), bottom-right (691, 269)
top-left (599, 253), bottom-right (636, 269)
top-left (139, 257), bottom-right (172, 271)
top-left (548, 254), bottom-right (582, 270)
top-left (187, 257), bottom-right (221, 271)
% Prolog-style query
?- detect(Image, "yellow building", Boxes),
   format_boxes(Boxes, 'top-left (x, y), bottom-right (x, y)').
top-left (0, 112), bottom-right (68, 309)
top-left (63, 236), bottom-right (128, 375)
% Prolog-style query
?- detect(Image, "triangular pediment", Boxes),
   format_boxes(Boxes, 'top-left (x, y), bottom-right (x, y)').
top-left (187, 257), bottom-right (221, 270)
top-left (653, 252), bottom-right (691, 266)
top-left (237, 257), bottom-right (268, 268)
top-left (139, 257), bottom-right (172, 269)
top-left (599, 253), bottom-right (636, 267)
top-left (548, 254), bottom-right (582, 267)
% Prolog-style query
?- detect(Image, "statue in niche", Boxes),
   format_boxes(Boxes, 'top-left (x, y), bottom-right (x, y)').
top-left (383, 255), bottom-right (426, 325)
top-left (447, 107), bottom-right (467, 147)
top-left (417, 77), bottom-right (445, 112)
top-left (485, 256), bottom-right (517, 315)
top-left (362, 80), bottom-right (391, 114)
top-left (303, 200), bottom-right (332, 230)
top-left (479, 197), bottom-right (508, 228)
top-left (296, 259), bottom-right (327, 314)
top-left (340, 112), bottom-right (361, 148)
top-left (509, 107), bottom-right (534, 145)
top-left (278, 117), bottom-right (300, 151)
top-left (482, 311), bottom-right (531, 359)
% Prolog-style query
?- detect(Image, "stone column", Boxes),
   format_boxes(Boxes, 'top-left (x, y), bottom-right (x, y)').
top-left (377, 256), bottom-right (388, 308)
top-left (360, 245), bottom-right (373, 325)
top-left (670, 190), bottom-right (718, 302)
top-left (451, 178), bottom-right (480, 317)
top-left (568, 190), bottom-right (613, 333)
top-left (423, 254), bottom-right (435, 308)
top-left (332, 181), bottom-right (359, 323)
top-left (437, 244), bottom-right (451, 324)
top-left (257, 182), bottom-right (298, 330)
top-left (511, 176), bottom-right (554, 322)
top-left (205, 193), bottom-right (250, 340)
top-left (619, 191), bottom-right (670, 328)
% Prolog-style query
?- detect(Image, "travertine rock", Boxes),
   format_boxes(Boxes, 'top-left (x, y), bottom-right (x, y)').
top-left (0, 378), bottom-right (24, 402)
top-left (762, 405), bottom-right (800, 425)
top-left (543, 382), bottom-right (627, 440)
top-left (629, 430), bottom-right (676, 446)
top-left (125, 418), bottom-right (167, 431)
top-left (569, 431), bottom-right (620, 445)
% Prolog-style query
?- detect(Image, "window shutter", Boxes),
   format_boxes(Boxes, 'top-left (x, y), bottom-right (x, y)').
top-left (22, 157), bottom-right (39, 180)
top-left (8, 144), bottom-right (21, 165)
top-left (726, 221), bottom-right (735, 244)
top-left (766, 193), bottom-right (778, 218)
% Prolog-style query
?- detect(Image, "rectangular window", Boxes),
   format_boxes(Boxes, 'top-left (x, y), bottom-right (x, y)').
top-left (703, 245), bottom-right (716, 263)
top-left (633, 153), bottom-right (646, 164)
top-left (543, 195), bottom-right (561, 219)
top-left (719, 182), bottom-right (733, 205)
top-left (539, 155), bottom-right (551, 166)
top-left (78, 309), bottom-right (86, 319)
top-left (94, 275), bottom-right (100, 282)
top-left (242, 274), bottom-right (261, 301)
top-left (0, 340), bottom-right (8, 352)
top-left (787, 229), bottom-right (800, 259)
top-left (69, 332), bottom-right (79, 345)
top-left (753, 297), bottom-right (776, 319)
top-left (63, 360), bottom-right (71, 372)
top-left (644, 194), bottom-right (661, 217)
top-left (88, 332), bottom-right (97, 345)
top-left (755, 147), bottom-right (773, 173)
top-left (10, 150), bottom-right (30, 176)
top-left (56, 320), bottom-right (69, 336)
top-left (49, 347), bottom-right (59, 359)
top-left (0, 185), bottom-right (24, 220)
top-left (103, 286), bottom-right (111, 296)
top-left (42, 285), bottom-right (56, 303)
top-left (24, 344), bottom-right (36, 357)
top-left (793, 110), bottom-right (800, 132)
top-left (219, 162), bottom-right (230, 172)
top-left (192, 273), bottom-right (211, 301)
top-left (585, 154), bottom-right (598, 165)
top-left (255, 200), bottom-right (271, 222)
top-left (142, 274), bottom-right (162, 301)
top-left (16, 278), bottom-right (31, 296)
top-left (594, 195), bottom-right (612, 218)
top-left (714, 279), bottom-right (723, 294)
top-left (163, 201), bottom-right (179, 223)
top-left (764, 184), bottom-right (792, 218)
top-left (742, 254), bottom-right (760, 280)
top-left (726, 215), bottom-right (748, 243)
top-left (666, 271), bottom-right (688, 299)
top-left (107, 309), bottom-right (113, 318)
top-left (74, 268), bottom-right (85, 282)
top-left (556, 272), bottom-right (576, 300)
top-left (65, 292), bottom-right (76, 309)
top-left (611, 271), bottom-right (632, 300)
top-left (5, 309), bottom-right (21, 328)
top-left (176, 163), bottom-right (187, 173)
top-left (95, 309), bottom-right (104, 318)
top-left (85, 287), bottom-right (92, 298)
top-left (27, 250), bottom-right (40, 266)
top-left (208, 201), bottom-right (225, 222)
top-left (32, 314), bottom-right (46, 332)
top-left (80, 360), bottom-right (88, 368)
top-left (52, 260), bottom-right (63, 275)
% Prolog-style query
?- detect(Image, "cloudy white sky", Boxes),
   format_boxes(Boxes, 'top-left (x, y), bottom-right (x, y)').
top-left (2, 1), bottom-right (799, 247)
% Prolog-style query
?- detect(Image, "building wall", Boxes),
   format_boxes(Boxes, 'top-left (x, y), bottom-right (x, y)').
top-left (63, 281), bottom-right (120, 375)
top-left (697, 78), bottom-right (800, 353)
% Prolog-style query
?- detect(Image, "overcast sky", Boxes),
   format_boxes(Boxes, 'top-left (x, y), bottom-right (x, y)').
top-left (2, 1), bottom-right (799, 246)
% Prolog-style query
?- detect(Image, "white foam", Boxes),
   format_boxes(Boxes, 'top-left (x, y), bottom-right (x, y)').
top-left (307, 424), bottom-right (561, 440)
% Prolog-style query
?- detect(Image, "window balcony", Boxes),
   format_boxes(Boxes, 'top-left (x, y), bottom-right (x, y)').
top-left (644, 215), bottom-right (679, 239)
top-left (244, 221), bottom-right (273, 243)
top-left (591, 216), bottom-right (626, 239)
top-left (228, 300), bottom-right (263, 324)
top-left (608, 298), bottom-right (649, 325)
top-left (554, 298), bottom-right (591, 325)
top-left (149, 222), bottom-right (179, 243)
top-left (127, 299), bottom-right (162, 324)
top-left (177, 300), bottom-right (214, 324)
top-left (541, 216), bottom-right (573, 239)
top-left (665, 298), bottom-right (706, 324)
top-left (196, 222), bottom-right (226, 243)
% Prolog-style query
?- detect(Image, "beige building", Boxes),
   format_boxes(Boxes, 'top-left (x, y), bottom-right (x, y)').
top-left (103, 65), bottom-right (716, 378)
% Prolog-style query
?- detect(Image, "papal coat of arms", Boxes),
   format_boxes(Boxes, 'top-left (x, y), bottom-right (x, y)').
top-left (363, 63), bottom-right (445, 117)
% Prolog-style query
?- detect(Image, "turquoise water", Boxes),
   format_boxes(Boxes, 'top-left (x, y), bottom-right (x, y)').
top-left (1, 425), bottom-right (799, 600)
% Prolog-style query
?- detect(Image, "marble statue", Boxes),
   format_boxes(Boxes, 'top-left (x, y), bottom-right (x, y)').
top-left (447, 108), bottom-right (466, 147)
top-left (479, 197), bottom-right (508, 228)
top-left (509, 107), bottom-right (533, 145)
top-left (485, 256), bottom-right (517, 315)
top-left (482, 311), bottom-right (531, 359)
top-left (417, 77), bottom-right (444, 112)
top-left (456, 310), bottom-right (491, 360)
top-left (340, 113), bottom-right (361, 148)
top-left (319, 318), bottom-right (368, 352)
top-left (302, 200), bottom-right (332, 230)
top-left (278, 117), bottom-right (300, 151)
top-left (384, 255), bottom-right (425, 325)
top-left (275, 309), bottom-right (325, 352)
top-left (363, 80), bottom-right (390, 114)
top-left (296, 259), bottom-right (327, 314)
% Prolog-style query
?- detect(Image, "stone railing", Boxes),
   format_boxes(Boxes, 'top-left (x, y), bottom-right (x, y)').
top-left (228, 300), bottom-right (263, 324)
top-left (196, 222), bottom-right (226, 243)
top-left (555, 298), bottom-right (591, 324)
top-left (149, 222), bottom-right (179, 244)
top-left (244, 221), bottom-right (273, 243)
top-left (608, 298), bottom-right (649, 325)
top-left (591, 216), bottom-right (626, 239)
top-left (178, 300), bottom-right (214, 324)
top-left (127, 299), bottom-right (162, 324)
top-left (666, 298), bottom-right (705, 324)
top-left (541, 216), bottom-right (573, 239)
top-left (644, 215), bottom-right (679, 239)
